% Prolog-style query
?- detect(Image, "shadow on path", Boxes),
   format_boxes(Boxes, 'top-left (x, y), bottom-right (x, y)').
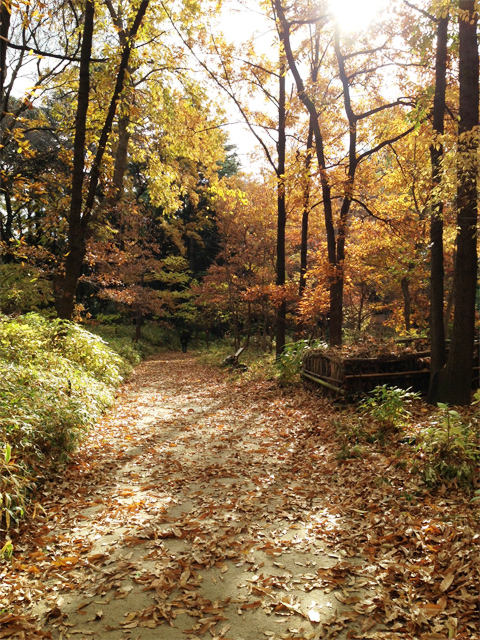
top-left (2, 352), bottom-right (476, 640)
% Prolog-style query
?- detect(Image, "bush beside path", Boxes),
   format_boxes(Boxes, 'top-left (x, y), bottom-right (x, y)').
top-left (0, 352), bottom-right (478, 640)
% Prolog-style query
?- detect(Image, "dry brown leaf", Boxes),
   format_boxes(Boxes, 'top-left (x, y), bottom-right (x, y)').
top-left (439, 571), bottom-right (455, 592)
top-left (3, 353), bottom-right (478, 640)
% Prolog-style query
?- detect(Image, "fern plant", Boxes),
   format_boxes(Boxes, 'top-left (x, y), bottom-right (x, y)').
top-left (415, 403), bottom-right (479, 487)
top-left (358, 385), bottom-right (419, 438)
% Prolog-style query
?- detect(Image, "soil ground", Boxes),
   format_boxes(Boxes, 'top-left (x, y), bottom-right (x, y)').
top-left (0, 352), bottom-right (478, 640)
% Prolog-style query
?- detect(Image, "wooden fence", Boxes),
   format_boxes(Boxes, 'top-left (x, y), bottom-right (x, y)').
top-left (302, 345), bottom-right (479, 398)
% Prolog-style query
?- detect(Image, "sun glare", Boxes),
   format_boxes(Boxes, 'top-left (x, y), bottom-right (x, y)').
top-left (329, 0), bottom-right (385, 33)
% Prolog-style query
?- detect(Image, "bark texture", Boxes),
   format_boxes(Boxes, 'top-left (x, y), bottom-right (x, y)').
top-left (275, 47), bottom-right (287, 359)
top-left (427, 12), bottom-right (449, 402)
top-left (435, 1), bottom-right (478, 405)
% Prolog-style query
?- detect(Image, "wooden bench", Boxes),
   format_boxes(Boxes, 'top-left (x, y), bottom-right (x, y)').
top-left (223, 347), bottom-right (245, 368)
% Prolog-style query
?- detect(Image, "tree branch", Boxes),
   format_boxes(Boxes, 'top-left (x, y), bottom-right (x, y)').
top-left (403, 0), bottom-right (438, 23)
top-left (160, 1), bottom-right (279, 172)
top-left (357, 125), bottom-right (415, 163)
top-left (1, 37), bottom-right (106, 63)
top-left (356, 99), bottom-right (414, 121)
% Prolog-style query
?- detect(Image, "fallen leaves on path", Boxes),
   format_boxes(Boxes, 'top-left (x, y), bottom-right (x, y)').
top-left (0, 352), bottom-right (478, 640)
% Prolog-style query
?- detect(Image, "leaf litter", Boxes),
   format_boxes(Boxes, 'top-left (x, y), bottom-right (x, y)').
top-left (0, 352), bottom-right (478, 640)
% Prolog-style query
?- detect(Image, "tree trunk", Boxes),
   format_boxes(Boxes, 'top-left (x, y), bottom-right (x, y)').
top-left (357, 283), bottom-right (367, 332)
top-left (262, 303), bottom-right (268, 352)
top-left (233, 309), bottom-right (240, 350)
top-left (112, 112), bottom-right (131, 198)
top-left (0, 0), bottom-right (11, 118)
top-left (54, 0), bottom-right (95, 319)
top-left (245, 301), bottom-right (251, 348)
top-left (299, 27), bottom-right (321, 298)
top-left (299, 118), bottom-right (314, 296)
top-left (275, 46), bottom-right (287, 359)
top-left (435, 1), bottom-right (478, 405)
top-left (55, 0), bottom-right (150, 319)
top-left (401, 276), bottom-right (411, 332)
top-left (1, 187), bottom-right (14, 261)
top-left (444, 251), bottom-right (455, 339)
top-left (134, 307), bottom-right (143, 342)
top-left (428, 12), bottom-right (449, 401)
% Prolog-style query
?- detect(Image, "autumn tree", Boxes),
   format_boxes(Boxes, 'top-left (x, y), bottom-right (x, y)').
top-left (275, 0), bottom-right (416, 346)
top-left (1, 0), bottom-right (84, 265)
top-left (54, 0), bottom-right (150, 319)
top-left (198, 176), bottom-right (277, 349)
top-left (435, 0), bottom-right (478, 405)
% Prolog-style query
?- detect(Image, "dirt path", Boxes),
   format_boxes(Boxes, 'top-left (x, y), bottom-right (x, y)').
top-left (1, 353), bottom-right (478, 640)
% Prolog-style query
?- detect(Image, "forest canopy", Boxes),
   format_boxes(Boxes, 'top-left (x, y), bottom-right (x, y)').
top-left (0, 0), bottom-right (478, 404)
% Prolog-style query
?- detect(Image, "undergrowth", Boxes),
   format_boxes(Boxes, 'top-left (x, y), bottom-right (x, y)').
top-left (89, 320), bottom-right (174, 364)
top-left (358, 385), bottom-right (420, 439)
top-left (197, 337), bottom-right (325, 384)
top-left (196, 341), bottom-right (276, 381)
top-left (334, 384), bottom-right (480, 493)
top-left (414, 398), bottom-right (480, 488)
top-left (276, 339), bottom-right (328, 383)
top-left (0, 314), bottom-right (136, 542)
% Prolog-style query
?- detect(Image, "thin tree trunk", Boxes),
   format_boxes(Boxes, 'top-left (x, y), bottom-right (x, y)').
top-left (134, 307), bottom-right (143, 342)
top-left (0, 188), bottom-right (15, 263)
top-left (0, 0), bottom-right (11, 119)
top-left (275, 46), bottom-right (287, 359)
top-left (299, 29), bottom-right (320, 297)
top-left (428, 12), bottom-right (449, 402)
top-left (1, 187), bottom-right (13, 242)
top-left (401, 276), bottom-right (411, 332)
top-left (245, 301), bottom-right (251, 348)
top-left (357, 284), bottom-right (366, 333)
top-left (436, 1), bottom-right (478, 405)
top-left (262, 303), bottom-right (268, 352)
top-left (299, 117), bottom-right (314, 296)
top-left (233, 309), bottom-right (240, 350)
top-left (54, 0), bottom-right (95, 319)
top-left (55, 0), bottom-right (150, 319)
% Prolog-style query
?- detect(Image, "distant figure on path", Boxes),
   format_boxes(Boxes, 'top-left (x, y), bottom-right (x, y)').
top-left (180, 330), bottom-right (191, 353)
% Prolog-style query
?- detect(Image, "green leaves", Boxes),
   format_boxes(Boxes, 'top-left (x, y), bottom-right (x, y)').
top-left (0, 313), bottom-right (129, 537)
top-left (359, 385), bottom-right (420, 433)
top-left (414, 400), bottom-right (480, 487)
top-left (1, 443), bottom-right (29, 534)
top-left (0, 539), bottom-right (13, 560)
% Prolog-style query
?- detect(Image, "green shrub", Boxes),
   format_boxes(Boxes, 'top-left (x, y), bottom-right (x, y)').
top-left (0, 444), bottom-right (34, 536)
top-left (89, 321), bottom-right (172, 364)
top-left (415, 401), bottom-right (479, 488)
top-left (358, 385), bottom-right (420, 438)
top-left (0, 313), bottom-right (128, 537)
top-left (276, 339), bottom-right (328, 382)
top-left (0, 264), bottom-right (53, 315)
